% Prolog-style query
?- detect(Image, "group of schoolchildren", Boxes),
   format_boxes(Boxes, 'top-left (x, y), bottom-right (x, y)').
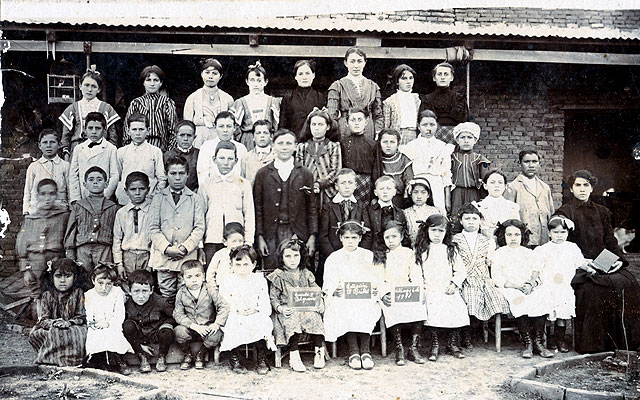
top-left (17, 47), bottom-right (593, 377)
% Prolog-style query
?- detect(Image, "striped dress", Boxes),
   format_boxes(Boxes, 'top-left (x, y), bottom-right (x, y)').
top-left (295, 139), bottom-right (342, 202)
top-left (453, 232), bottom-right (510, 321)
top-left (124, 93), bottom-right (178, 152)
top-left (29, 288), bottom-right (87, 366)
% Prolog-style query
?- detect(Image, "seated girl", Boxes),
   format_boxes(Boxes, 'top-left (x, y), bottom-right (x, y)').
top-left (84, 264), bottom-right (134, 374)
top-left (323, 221), bottom-right (382, 370)
top-left (376, 221), bottom-right (426, 366)
top-left (416, 214), bottom-right (470, 362)
top-left (476, 170), bottom-right (520, 238)
top-left (267, 237), bottom-right (325, 372)
top-left (402, 177), bottom-right (440, 246)
top-left (219, 245), bottom-right (275, 375)
top-left (29, 258), bottom-right (87, 366)
top-left (492, 219), bottom-right (553, 359)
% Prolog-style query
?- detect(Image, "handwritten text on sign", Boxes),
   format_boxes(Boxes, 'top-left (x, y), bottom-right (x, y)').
top-left (344, 281), bottom-right (372, 300)
top-left (393, 286), bottom-right (421, 303)
top-left (288, 288), bottom-right (322, 311)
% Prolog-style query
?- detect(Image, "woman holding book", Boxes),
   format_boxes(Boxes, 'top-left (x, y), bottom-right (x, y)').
top-left (554, 169), bottom-right (640, 353)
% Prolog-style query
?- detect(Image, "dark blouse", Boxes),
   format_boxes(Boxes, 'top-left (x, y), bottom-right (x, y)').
top-left (340, 133), bottom-right (377, 175)
top-left (279, 86), bottom-right (326, 138)
top-left (420, 87), bottom-right (468, 126)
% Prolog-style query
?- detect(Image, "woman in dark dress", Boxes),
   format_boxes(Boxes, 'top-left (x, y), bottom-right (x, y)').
top-left (279, 60), bottom-right (326, 140)
top-left (554, 170), bottom-right (640, 353)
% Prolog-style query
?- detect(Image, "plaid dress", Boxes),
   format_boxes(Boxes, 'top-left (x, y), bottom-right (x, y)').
top-left (29, 288), bottom-right (87, 366)
top-left (453, 232), bottom-right (510, 321)
top-left (341, 133), bottom-right (376, 204)
top-left (267, 269), bottom-right (325, 346)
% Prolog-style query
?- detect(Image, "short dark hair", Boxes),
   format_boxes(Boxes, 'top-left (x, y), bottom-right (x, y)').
top-left (214, 111), bottom-right (235, 126)
top-left (91, 263), bottom-right (119, 282)
top-left (38, 129), bottom-right (60, 143)
top-left (85, 112), bottom-right (107, 129)
top-left (378, 128), bottom-right (401, 144)
top-left (223, 222), bottom-right (245, 239)
top-left (458, 203), bottom-right (484, 220)
top-left (230, 244), bottom-right (258, 264)
top-left (125, 171), bottom-right (150, 189)
top-left (518, 149), bottom-right (540, 163)
top-left (84, 165), bottom-right (107, 181)
top-left (276, 237), bottom-right (309, 271)
top-left (347, 107), bottom-right (369, 119)
top-left (165, 155), bottom-right (189, 174)
top-left (344, 47), bottom-right (367, 61)
top-left (200, 58), bottom-right (223, 74)
top-left (252, 120), bottom-right (272, 133)
top-left (176, 120), bottom-right (196, 133)
top-left (567, 169), bottom-right (598, 187)
top-left (273, 128), bottom-right (297, 143)
top-left (494, 219), bottom-right (531, 247)
top-left (293, 59), bottom-right (316, 75)
top-left (214, 140), bottom-right (237, 158)
top-left (390, 64), bottom-right (416, 91)
top-left (180, 259), bottom-right (204, 275)
top-left (139, 65), bottom-right (165, 83)
top-left (37, 178), bottom-right (58, 192)
top-left (483, 169), bottom-right (508, 185)
top-left (431, 62), bottom-right (454, 78)
top-left (128, 269), bottom-right (154, 288)
top-left (127, 112), bottom-right (149, 128)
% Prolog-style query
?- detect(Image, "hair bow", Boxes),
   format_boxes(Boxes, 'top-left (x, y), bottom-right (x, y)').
top-left (46, 260), bottom-right (53, 273)
top-left (549, 215), bottom-right (575, 231)
top-left (249, 60), bottom-right (262, 69)
top-left (308, 107), bottom-right (329, 117)
top-left (334, 220), bottom-right (371, 236)
top-left (88, 64), bottom-right (101, 75)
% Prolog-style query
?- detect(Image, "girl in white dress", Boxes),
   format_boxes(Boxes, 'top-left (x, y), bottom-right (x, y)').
top-left (400, 110), bottom-right (454, 214)
top-left (534, 216), bottom-right (587, 353)
top-left (376, 221), bottom-right (427, 366)
top-left (416, 214), bottom-right (470, 361)
top-left (403, 177), bottom-right (441, 246)
top-left (476, 170), bottom-right (520, 238)
top-left (219, 246), bottom-right (275, 374)
top-left (323, 221), bottom-right (382, 370)
top-left (84, 264), bottom-right (133, 374)
top-left (492, 220), bottom-right (554, 359)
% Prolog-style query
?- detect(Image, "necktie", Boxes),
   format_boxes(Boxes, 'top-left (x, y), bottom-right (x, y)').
top-left (132, 207), bottom-right (140, 233)
top-left (342, 200), bottom-right (352, 221)
top-left (47, 160), bottom-right (54, 175)
top-left (171, 191), bottom-right (181, 205)
top-left (88, 141), bottom-right (100, 148)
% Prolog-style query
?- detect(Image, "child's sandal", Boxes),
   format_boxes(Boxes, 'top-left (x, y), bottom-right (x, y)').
top-left (348, 354), bottom-right (362, 370)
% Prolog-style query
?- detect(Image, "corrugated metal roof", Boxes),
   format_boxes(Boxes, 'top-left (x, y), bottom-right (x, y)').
top-left (3, 12), bottom-right (640, 41)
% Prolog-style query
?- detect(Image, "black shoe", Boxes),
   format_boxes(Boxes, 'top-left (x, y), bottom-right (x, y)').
top-left (394, 330), bottom-right (406, 366)
top-left (533, 330), bottom-right (554, 358)
top-left (406, 334), bottom-right (425, 364)
top-left (428, 331), bottom-right (439, 362)
top-left (230, 353), bottom-right (247, 374)
top-left (461, 327), bottom-right (473, 350)
top-left (521, 332), bottom-right (533, 359)
top-left (446, 331), bottom-right (465, 359)
top-left (555, 325), bottom-right (569, 353)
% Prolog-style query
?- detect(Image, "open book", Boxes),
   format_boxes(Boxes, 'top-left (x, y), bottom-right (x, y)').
top-left (591, 249), bottom-right (620, 273)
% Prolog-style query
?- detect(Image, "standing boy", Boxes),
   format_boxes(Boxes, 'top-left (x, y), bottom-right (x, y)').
top-left (200, 141), bottom-right (254, 265)
top-left (244, 120), bottom-right (274, 184)
top-left (505, 149), bottom-right (554, 246)
top-left (68, 112), bottom-right (119, 203)
top-left (363, 175), bottom-right (408, 252)
top-left (115, 113), bottom-right (166, 205)
top-left (197, 111), bottom-right (248, 185)
top-left (148, 156), bottom-right (205, 303)
top-left (164, 120), bottom-right (199, 192)
top-left (64, 166), bottom-right (119, 281)
top-left (113, 171), bottom-right (152, 281)
top-left (174, 260), bottom-right (229, 370)
top-left (23, 129), bottom-right (70, 215)
top-left (253, 128), bottom-right (318, 270)
top-left (123, 269), bottom-right (175, 373)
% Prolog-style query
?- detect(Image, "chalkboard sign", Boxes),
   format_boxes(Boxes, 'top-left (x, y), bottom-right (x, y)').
top-left (393, 285), bottom-right (421, 304)
top-left (288, 287), bottom-right (322, 311)
top-left (344, 281), bottom-right (372, 300)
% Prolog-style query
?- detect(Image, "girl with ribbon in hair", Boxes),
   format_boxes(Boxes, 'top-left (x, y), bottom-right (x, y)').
top-left (402, 177), bottom-right (440, 246)
top-left (232, 61), bottom-right (280, 150)
top-left (533, 215), bottom-right (588, 353)
top-left (383, 64), bottom-right (421, 145)
top-left (29, 258), bottom-right (87, 367)
top-left (279, 59), bottom-right (326, 138)
top-left (296, 107), bottom-right (342, 204)
top-left (184, 58), bottom-right (235, 148)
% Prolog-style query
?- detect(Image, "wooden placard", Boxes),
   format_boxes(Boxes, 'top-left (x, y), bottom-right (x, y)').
top-left (344, 281), bottom-right (372, 300)
top-left (288, 287), bottom-right (322, 311)
top-left (392, 285), bottom-right (421, 304)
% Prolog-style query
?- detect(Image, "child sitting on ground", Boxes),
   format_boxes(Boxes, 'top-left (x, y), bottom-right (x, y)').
top-left (29, 258), bottom-right (87, 366)
top-left (323, 221), bottom-right (381, 370)
top-left (174, 260), bottom-right (230, 370)
top-left (376, 221), bottom-right (426, 366)
top-left (415, 214), bottom-right (470, 362)
top-left (206, 222), bottom-right (246, 288)
top-left (402, 177), bottom-right (440, 246)
top-left (84, 264), bottom-right (134, 374)
top-left (267, 237), bottom-right (325, 372)
top-left (112, 172), bottom-right (152, 285)
top-left (17, 179), bottom-right (69, 310)
top-left (492, 219), bottom-right (553, 359)
top-left (219, 246), bottom-right (275, 374)
top-left (123, 269), bottom-right (175, 373)
top-left (23, 129), bottom-right (69, 215)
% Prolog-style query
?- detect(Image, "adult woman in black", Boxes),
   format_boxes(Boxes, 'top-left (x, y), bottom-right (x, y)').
top-left (554, 169), bottom-right (640, 353)
top-left (279, 60), bottom-right (326, 139)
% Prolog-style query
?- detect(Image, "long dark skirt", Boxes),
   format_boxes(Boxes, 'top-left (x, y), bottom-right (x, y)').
top-left (572, 268), bottom-right (640, 353)
top-left (29, 325), bottom-right (87, 366)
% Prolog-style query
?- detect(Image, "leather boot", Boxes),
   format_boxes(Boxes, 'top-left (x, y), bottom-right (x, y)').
top-left (289, 350), bottom-right (306, 372)
top-left (256, 347), bottom-right (270, 375)
top-left (394, 329), bottom-right (406, 366)
top-left (428, 331), bottom-right (439, 362)
top-left (406, 334), bottom-right (425, 364)
top-left (230, 352), bottom-right (247, 374)
top-left (446, 330), bottom-right (465, 359)
top-left (533, 329), bottom-right (554, 358)
top-left (313, 346), bottom-right (326, 369)
top-left (521, 331), bottom-right (533, 359)
top-left (555, 325), bottom-right (569, 353)
top-left (461, 326), bottom-right (473, 350)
